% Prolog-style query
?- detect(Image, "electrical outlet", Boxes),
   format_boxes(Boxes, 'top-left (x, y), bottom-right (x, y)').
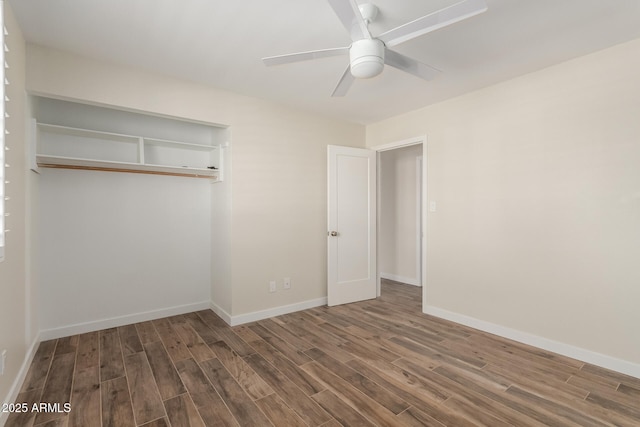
top-left (0, 349), bottom-right (6, 376)
top-left (283, 277), bottom-right (291, 290)
top-left (269, 280), bottom-right (277, 293)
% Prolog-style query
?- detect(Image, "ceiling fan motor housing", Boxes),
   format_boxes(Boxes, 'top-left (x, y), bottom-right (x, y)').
top-left (350, 39), bottom-right (385, 79)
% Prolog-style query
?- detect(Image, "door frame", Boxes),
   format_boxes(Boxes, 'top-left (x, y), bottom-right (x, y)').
top-left (416, 155), bottom-right (424, 287)
top-left (370, 136), bottom-right (427, 305)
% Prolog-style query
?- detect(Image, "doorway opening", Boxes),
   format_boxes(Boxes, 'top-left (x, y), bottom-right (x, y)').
top-left (373, 136), bottom-right (427, 310)
top-left (326, 138), bottom-right (426, 310)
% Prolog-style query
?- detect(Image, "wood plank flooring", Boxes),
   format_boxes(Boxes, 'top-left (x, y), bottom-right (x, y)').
top-left (7, 280), bottom-right (640, 426)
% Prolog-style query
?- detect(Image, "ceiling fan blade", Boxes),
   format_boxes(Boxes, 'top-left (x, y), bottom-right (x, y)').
top-left (378, 0), bottom-right (487, 48)
top-left (331, 66), bottom-right (355, 97)
top-left (263, 46), bottom-right (350, 66)
top-left (327, 0), bottom-right (371, 40)
top-left (384, 49), bottom-right (440, 81)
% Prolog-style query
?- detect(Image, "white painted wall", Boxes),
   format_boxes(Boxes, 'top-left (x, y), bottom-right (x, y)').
top-left (26, 44), bottom-right (365, 327)
top-left (37, 169), bottom-right (212, 335)
top-left (379, 144), bottom-right (422, 286)
top-left (367, 38), bottom-right (640, 374)
top-left (210, 140), bottom-right (232, 317)
top-left (0, 2), bottom-right (30, 420)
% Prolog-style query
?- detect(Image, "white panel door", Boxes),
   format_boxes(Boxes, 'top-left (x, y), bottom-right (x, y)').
top-left (327, 145), bottom-right (377, 306)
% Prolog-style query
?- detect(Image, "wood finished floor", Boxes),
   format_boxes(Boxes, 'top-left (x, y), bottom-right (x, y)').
top-left (7, 280), bottom-right (640, 427)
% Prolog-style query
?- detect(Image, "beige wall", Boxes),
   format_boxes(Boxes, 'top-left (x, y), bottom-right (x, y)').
top-left (26, 45), bottom-right (365, 322)
top-left (0, 1), bottom-right (28, 415)
top-left (367, 38), bottom-right (640, 368)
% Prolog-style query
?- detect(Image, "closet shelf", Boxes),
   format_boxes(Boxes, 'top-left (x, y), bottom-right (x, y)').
top-left (36, 155), bottom-right (218, 178)
top-left (35, 122), bottom-right (224, 180)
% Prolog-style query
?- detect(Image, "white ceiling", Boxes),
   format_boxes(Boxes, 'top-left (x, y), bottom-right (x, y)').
top-left (10, 0), bottom-right (640, 124)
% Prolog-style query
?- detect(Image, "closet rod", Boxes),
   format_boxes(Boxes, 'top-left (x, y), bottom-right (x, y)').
top-left (38, 163), bottom-right (216, 179)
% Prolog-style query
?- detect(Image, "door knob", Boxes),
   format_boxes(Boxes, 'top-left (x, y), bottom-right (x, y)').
top-left (329, 231), bottom-right (338, 237)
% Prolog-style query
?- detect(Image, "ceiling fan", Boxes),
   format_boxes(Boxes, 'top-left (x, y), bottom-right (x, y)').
top-left (263, 0), bottom-right (487, 96)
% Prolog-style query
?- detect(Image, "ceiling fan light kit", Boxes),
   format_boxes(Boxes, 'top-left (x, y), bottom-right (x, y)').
top-left (263, 0), bottom-right (488, 96)
top-left (350, 39), bottom-right (385, 78)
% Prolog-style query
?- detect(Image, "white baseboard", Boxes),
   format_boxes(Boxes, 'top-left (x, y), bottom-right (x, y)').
top-left (210, 297), bottom-right (328, 327)
top-left (424, 305), bottom-right (640, 380)
top-left (39, 301), bottom-right (211, 341)
top-left (380, 272), bottom-right (421, 287)
top-left (1, 333), bottom-right (41, 426)
top-left (209, 300), bottom-right (233, 325)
